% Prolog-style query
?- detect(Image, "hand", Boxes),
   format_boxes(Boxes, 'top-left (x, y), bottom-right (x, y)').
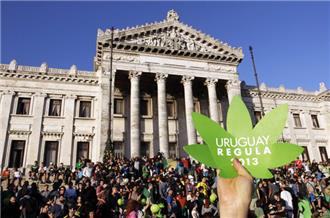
top-left (217, 158), bottom-right (253, 218)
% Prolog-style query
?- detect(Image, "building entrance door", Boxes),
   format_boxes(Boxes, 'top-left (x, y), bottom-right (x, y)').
top-left (77, 142), bottom-right (89, 160)
top-left (319, 147), bottom-right (328, 162)
top-left (9, 140), bottom-right (25, 168)
top-left (140, 142), bottom-right (150, 157)
top-left (44, 141), bottom-right (59, 166)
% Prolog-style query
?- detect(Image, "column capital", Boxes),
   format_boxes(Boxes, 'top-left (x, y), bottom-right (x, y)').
top-left (128, 71), bottom-right (142, 79)
top-left (181, 76), bottom-right (194, 85)
top-left (204, 78), bottom-right (218, 86)
top-left (225, 79), bottom-right (241, 90)
top-left (155, 73), bottom-right (168, 82)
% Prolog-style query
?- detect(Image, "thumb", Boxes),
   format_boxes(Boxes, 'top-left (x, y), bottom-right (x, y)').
top-left (233, 158), bottom-right (252, 180)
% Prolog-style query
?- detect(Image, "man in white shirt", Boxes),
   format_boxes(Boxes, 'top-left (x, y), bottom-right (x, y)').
top-left (280, 182), bottom-right (293, 218)
top-left (82, 162), bottom-right (93, 178)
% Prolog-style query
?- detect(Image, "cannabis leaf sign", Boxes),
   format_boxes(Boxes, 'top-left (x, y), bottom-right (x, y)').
top-left (183, 95), bottom-right (303, 179)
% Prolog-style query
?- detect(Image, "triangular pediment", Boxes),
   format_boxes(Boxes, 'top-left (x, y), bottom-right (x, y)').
top-left (97, 10), bottom-right (243, 64)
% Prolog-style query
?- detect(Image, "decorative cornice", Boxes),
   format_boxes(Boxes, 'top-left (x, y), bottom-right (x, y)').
top-left (8, 130), bottom-right (31, 135)
top-left (242, 86), bottom-right (330, 102)
top-left (0, 64), bottom-right (99, 85)
top-left (73, 132), bottom-right (95, 140)
top-left (111, 53), bottom-right (139, 63)
top-left (64, 94), bottom-right (77, 99)
top-left (96, 10), bottom-right (243, 67)
top-left (42, 131), bottom-right (64, 137)
top-left (208, 63), bottom-right (236, 73)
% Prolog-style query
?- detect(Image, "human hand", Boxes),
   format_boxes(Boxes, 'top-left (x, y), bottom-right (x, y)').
top-left (217, 158), bottom-right (253, 218)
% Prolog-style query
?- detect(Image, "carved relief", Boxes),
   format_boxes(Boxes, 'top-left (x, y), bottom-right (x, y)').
top-left (111, 54), bottom-right (139, 63)
top-left (155, 73), bottom-right (168, 81)
top-left (204, 78), bottom-right (218, 86)
top-left (128, 71), bottom-right (142, 79)
top-left (226, 79), bottom-right (241, 90)
top-left (208, 64), bottom-right (236, 73)
top-left (167, 9), bottom-right (179, 21)
top-left (181, 76), bottom-right (194, 85)
top-left (127, 28), bottom-right (219, 53)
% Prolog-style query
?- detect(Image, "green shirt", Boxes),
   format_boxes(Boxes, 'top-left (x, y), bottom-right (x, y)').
top-left (298, 199), bottom-right (312, 218)
top-left (254, 207), bottom-right (264, 218)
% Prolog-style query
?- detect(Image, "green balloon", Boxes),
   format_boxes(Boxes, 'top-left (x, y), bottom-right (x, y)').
top-left (150, 204), bottom-right (160, 214)
top-left (158, 203), bottom-right (165, 209)
top-left (210, 193), bottom-right (217, 203)
top-left (117, 198), bottom-right (124, 206)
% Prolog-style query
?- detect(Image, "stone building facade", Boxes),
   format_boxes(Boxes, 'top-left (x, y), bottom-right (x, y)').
top-left (1, 10), bottom-right (329, 169)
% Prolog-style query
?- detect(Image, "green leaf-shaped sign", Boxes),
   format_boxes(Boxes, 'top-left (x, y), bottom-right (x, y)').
top-left (183, 95), bottom-right (303, 178)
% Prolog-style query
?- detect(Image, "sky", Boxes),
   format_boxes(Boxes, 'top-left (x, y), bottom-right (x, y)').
top-left (1, 1), bottom-right (329, 91)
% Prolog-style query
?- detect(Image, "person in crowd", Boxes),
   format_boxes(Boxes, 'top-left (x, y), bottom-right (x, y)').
top-left (125, 199), bottom-right (139, 218)
top-left (2, 195), bottom-right (21, 218)
top-left (201, 198), bottom-right (218, 218)
top-left (1, 152), bottom-right (329, 218)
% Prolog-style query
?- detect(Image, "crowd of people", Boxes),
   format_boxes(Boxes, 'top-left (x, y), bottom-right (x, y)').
top-left (1, 152), bottom-right (330, 218)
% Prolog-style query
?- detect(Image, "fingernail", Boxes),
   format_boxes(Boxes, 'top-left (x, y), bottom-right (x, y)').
top-left (233, 158), bottom-right (240, 165)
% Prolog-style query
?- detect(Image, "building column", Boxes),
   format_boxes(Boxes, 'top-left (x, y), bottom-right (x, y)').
top-left (26, 92), bottom-right (47, 167)
top-left (226, 79), bottom-right (241, 103)
top-left (61, 94), bottom-right (76, 166)
top-left (129, 71), bottom-right (142, 157)
top-left (320, 104), bottom-right (330, 158)
top-left (181, 76), bottom-right (197, 145)
top-left (205, 78), bottom-right (219, 122)
top-left (156, 73), bottom-right (169, 158)
top-left (302, 111), bottom-right (319, 161)
top-left (0, 90), bottom-right (14, 169)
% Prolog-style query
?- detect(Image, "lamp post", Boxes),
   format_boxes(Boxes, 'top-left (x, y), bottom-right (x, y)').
top-left (249, 46), bottom-right (265, 116)
top-left (104, 27), bottom-right (115, 160)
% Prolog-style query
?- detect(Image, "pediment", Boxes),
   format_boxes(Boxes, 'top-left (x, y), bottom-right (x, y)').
top-left (97, 10), bottom-right (243, 64)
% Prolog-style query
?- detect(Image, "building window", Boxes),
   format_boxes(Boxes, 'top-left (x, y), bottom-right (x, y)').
top-left (44, 141), bottom-right (58, 166)
top-left (113, 141), bottom-right (124, 158)
top-left (254, 111), bottom-right (262, 124)
top-left (140, 142), bottom-right (150, 157)
top-left (293, 113), bottom-right (302, 128)
top-left (311, 115), bottom-right (320, 128)
top-left (16, 97), bottom-right (31, 115)
top-left (140, 99), bottom-right (151, 116)
top-left (301, 146), bottom-right (310, 162)
top-left (77, 142), bottom-right (89, 161)
top-left (319, 147), bottom-right (328, 162)
top-left (9, 140), bottom-right (25, 168)
top-left (49, 99), bottom-right (62, 116)
top-left (114, 98), bottom-right (124, 115)
top-left (169, 142), bottom-right (177, 159)
top-left (193, 100), bottom-right (200, 113)
top-left (167, 101), bottom-right (175, 118)
top-left (79, 101), bottom-right (91, 118)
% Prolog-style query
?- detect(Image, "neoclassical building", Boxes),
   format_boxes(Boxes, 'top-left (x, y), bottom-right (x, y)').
top-left (1, 10), bottom-right (329, 170)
